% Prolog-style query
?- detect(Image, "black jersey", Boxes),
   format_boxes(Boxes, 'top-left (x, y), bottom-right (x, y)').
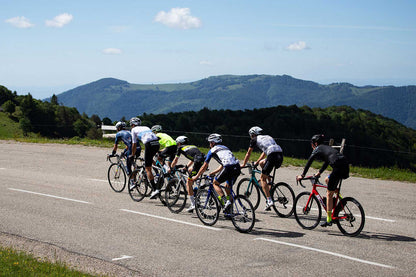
top-left (176, 145), bottom-right (204, 162)
top-left (302, 144), bottom-right (347, 176)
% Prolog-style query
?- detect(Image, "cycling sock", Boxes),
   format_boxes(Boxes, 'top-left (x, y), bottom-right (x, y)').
top-left (150, 179), bottom-right (157, 190)
top-left (190, 195), bottom-right (195, 205)
top-left (327, 211), bottom-right (332, 222)
top-left (218, 195), bottom-right (225, 206)
top-left (226, 195), bottom-right (230, 201)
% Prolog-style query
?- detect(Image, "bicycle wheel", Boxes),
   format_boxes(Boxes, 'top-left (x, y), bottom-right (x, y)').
top-left (334, 197), bottom-right (365, 237)
top-left (271, 182), bottom-right (295, 218)
top-left (236, 178), bottom-right (261, 210)
top-left (128, 170), bottom-right (148, 202)
top-left (195, 185), bottom-right (220, 226)
top-left (294, 192), bottom-right (322, 230)
top-left (230, 195), bottom-right (255, 233)
top-left (165, 178), bottom-right (187, 213)
top-left (107, 163), bottom-right (126, 192)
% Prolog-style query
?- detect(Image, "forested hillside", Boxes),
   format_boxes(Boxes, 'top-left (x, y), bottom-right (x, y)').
top-left (53, 75), bottom-right (416, 129)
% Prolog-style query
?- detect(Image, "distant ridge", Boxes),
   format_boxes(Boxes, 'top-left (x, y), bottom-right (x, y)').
top-left (53, 75), bottom-right (416, 129)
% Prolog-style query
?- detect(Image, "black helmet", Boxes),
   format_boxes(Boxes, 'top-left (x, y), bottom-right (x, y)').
top-left (311, 134), bottom-right (324, 144)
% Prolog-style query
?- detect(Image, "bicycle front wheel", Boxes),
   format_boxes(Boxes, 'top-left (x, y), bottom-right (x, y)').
top-left (271, 182), bottom-right (295, 218)
top-left (195, 186), bottom-right (220, 226)
top-left (236, 178), bottom-right (261, 210)
top-left (230, 195), bottom-right (255, 233)
top-left (107, 163), bottom-right (126, 192)
top-left (128, 170), bottom-right (148, 202)
top-left (165, 178), bottom-right (187, 213)
top-left (294, 192), bottom-right (322, 230)
top-left (334, 197), bottom-right (365, 237)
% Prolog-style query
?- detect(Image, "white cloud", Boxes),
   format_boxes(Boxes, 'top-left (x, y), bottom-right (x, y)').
top-left (286, 41), bottom-right (309, 51)
top-left (154, 8), bottom-right (201, 30)
top-left (5, 16), bottom-right (34, 28)
top-left (45, 13), bottom-right (73, 28)
top-left (102, 48), bottom-right (122, 55)
top-left (200, 60), bottom-right (213, 66)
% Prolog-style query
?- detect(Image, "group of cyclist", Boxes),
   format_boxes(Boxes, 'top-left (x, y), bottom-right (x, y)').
top-left (112, 117), bottom-right (350, 227)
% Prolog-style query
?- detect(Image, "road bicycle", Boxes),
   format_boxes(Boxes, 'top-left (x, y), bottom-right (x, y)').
top-left (107, 152), bottom-right (131, 192)
top-left (164, 165), bottom-right (190, 213)
top-left (294, 176), bottom-right (365, 237)
top-left (237, 162), bottom-right (295, 217)
top-left (195, 175), bottom-right (255, 233)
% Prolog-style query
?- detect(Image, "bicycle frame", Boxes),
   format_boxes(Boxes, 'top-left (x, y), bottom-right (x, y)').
top-left (242, 163), bottom-right (276, 199)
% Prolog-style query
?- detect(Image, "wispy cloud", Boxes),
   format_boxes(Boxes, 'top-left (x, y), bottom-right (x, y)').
top-left (200, 60), bottom-right (213, 66)
top-left (102, 48), bottom-right (122, 55)
top-left (5, 16), bottom-right (34, 28)
top-left (154, 8), bottom-right (201, 30)
top-left (45, 13), bottom-right (73, 28)
top-left (286, 41), bottom-right (309, 51)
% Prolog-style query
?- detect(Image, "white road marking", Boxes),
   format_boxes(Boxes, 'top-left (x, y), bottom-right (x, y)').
top-left (120, 209), bottom-right (222, 231)
top-left (8, 188), bottom-right (91, 204)
top-left (88, 178), bottom-right (108, 183)
top-left (0, 168), bottom-right (5, 170)
top-left (112, 255), bottom-right (133, 261)
top-left (254, 238), bottom-right (395, 269)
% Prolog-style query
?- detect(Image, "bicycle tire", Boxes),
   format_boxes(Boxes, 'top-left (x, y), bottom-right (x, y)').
top-left (294, 192), bottom-right (322, 230)
top-left (236, 177), bottom-right (261, 210)
top-left (195, 185), bottom-right (220, 226)
top-left (128, 169), bottom-right (148, 202)
top-left (334, 197), bottom-right (365, 237)
top-left (165, 178), bottom-right (187, 213)
top-left (107, 163), bottom-right (127, 192)
top-left (230, 195), bottom-right (255, 233)
top-left (271, 182), bottom-right (295, 218)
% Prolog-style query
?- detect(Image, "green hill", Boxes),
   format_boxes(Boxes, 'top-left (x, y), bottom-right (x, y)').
top-left (53, 75), bottom-right (416, 129)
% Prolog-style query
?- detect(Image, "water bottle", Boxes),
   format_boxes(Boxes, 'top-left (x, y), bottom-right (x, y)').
top-left (193, 186), bottom-right (198, 196)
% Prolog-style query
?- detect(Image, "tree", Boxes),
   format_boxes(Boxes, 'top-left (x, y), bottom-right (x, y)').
top-left (3, 100), bottom-right (15, 114)
top-left (102, 117), bottom-right (112, 125)
top-left (51, 94), bottom-right (59, 105)
top-left (19, 117), bottom-right (32, 136)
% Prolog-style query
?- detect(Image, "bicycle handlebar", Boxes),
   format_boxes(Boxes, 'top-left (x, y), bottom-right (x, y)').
top-left (296, 175), bottom-right (322, 188)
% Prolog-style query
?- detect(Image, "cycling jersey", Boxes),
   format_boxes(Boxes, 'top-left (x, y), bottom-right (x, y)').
top-left (156, 132), bottom-right (177, 148)
top-left (131, 126), bottom-right (158, 144)
top-left (205, 145), bottom-right (239, 166)
top-left (176, 145), bottom-right (205, 162)
top-left (302, 144), bottom-right (348, 177)
top-left (249, 135), bottom-right (282, 156)
top-left (115, 130), bottom-right (132, 154)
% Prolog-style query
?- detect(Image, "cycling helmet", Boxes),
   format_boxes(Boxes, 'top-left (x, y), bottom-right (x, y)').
top-left (115, 121), bottom-right (126, 130)
top-left (176, 135), bottom-right (188, 144)
top-left (151, 125), bottom-right (162, 132)
top-left (249, 126), bottom-right (263, 136)
top-left (129, 117), bottom-right (141, 126)
top-left (207, 133), bottom-right (222, 144)
top-left (311, 134), bottom-right (325, 144)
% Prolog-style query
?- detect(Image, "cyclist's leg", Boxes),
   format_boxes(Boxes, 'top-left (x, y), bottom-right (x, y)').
top-left (322, 171), bottom-right (339, 227)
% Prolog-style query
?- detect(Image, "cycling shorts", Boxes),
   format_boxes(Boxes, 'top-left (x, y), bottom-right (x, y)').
top-left (144, 140), bottom-right (160, 167)
top-left (215, 163), bottom-right (241, 186)
top-left (159, 145), bottom-right (177, 162)
top-left (327, 162), bottom-right (349, 191)
top-left (262, 152), bottom-right (283, 175)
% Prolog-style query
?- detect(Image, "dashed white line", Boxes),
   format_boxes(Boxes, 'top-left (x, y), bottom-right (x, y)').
top-left (120, 209), bottom-right (222, 231)
top-left (8, 188), bottom-right (91, 204)
top-left (112, 255), bottom-right (133, 261)
top-left (88, 178), bottom-right (108, 183)
top-left (254, 238), bottom-right (394, 269)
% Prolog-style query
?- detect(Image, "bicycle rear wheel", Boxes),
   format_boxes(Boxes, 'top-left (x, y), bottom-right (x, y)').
top-left (236, 178), bottom-right (261, 210)
top-left (165, 178), bottom-right (187, 213)
top-left (271, 182), bottom-right (295, 218)
top-left (128, 170), bottom-right (148, 202)
top-left (195, 185), bottom-right (220, 226)
top-left (107, 163), bottom-right (126, 192)
top-left (294, 192), bottom-right (322, 230)
top-left (334, 197), bottom-right (365, 237)
top-left (230, 195), bottom-right (255, 233)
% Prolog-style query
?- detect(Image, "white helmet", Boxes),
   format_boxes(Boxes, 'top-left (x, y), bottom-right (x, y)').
top-left (207, 133), bottom-right (222, 143)
top-left (115, 121), bottom-right (126, 130)
top-left (249, 126), bottom-right (263, 136)
top-left (129, 117), bottom-right (141, 126)
top-left (151, 125), bottom-right (162, 132)
top-left (176, 135), bottom-right (188, 144)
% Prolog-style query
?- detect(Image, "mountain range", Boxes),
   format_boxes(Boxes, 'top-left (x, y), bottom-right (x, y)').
top-left (52, 74), bottom-right (416, 129)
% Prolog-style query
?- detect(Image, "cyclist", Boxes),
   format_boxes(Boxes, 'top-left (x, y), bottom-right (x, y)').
top-left (241, 126), bottom-right (283, 211)
top-left (151, 125), bottom-right (177, 171)
top-left (192, 133), bottom-right (240, 211)
top-left (129, 117), bottom-right (161, 199)
top-left (111, 121), bottom-right (134, 176)
top-left (296, 134), bottom-right (349, 227)
top-left (170, 135), bottom-right (205, 212)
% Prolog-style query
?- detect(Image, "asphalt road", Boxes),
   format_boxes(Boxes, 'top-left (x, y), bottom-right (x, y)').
top-left (0, 141), bottom-right (415, 277)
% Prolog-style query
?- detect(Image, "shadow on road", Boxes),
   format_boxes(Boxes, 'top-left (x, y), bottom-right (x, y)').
top-left (329, 231), bottom-right (415, 242)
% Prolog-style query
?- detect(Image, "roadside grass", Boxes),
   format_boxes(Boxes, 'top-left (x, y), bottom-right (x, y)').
top-left (0, 246), bottom-right (101, 277)
top-left (1, 136), bottom-right (414, 183)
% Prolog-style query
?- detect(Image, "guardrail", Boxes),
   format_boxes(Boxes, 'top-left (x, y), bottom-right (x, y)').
top-left (101, 124), bottom-right (117, 139)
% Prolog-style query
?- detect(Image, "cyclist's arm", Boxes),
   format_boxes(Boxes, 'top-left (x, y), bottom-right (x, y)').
top-left (112, 144), bottom-right (118, 155)
top-left (255, 152), bottom-right (266, 166)
top-left (192, 161), bottom-right (209, 181)
top-left (210, 164), bottom-right (223, 176)
top-left (241, 147), bottom-right (253, 167)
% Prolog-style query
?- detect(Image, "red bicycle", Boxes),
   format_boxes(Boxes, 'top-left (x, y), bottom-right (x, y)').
top-left (294, 176), bottom-right (365, 237)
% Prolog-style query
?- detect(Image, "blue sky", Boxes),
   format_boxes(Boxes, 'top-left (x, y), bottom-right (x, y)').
top-left (2, 0), bottom-right (416, 99)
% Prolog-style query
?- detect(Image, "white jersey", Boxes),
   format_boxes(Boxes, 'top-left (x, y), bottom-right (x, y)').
top-left (205, 145), bottom-right (239, 166)
top-left (131, 126), bottom-right (158, 144)
top-left (250, 135), bottom-right (282, 156)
